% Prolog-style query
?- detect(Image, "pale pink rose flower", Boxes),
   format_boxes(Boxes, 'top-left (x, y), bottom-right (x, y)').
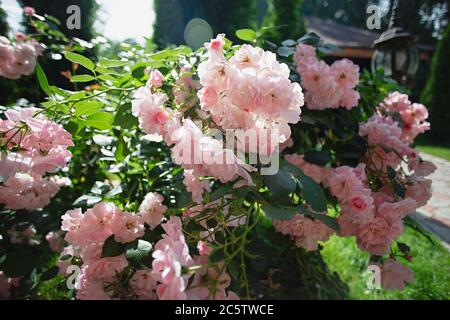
top-left (61, 208), bottom-right (83, 244)
top-left (205, 33), bottom-right (225, 55)
top-left (0, 272), bottom-right (21, 299)
top-left (112, 211), bottom-right (145, 243)
top-left (380, 259), bottom-right (413, 290)
top-left (8, 225), bottom-right (39, 246)
top-left (357, 217), bottom-right (392, 255)
top-left (15, 32), bottom-right (27, 42)
top-left (207, 263), bottom-right (231, 291)
top-left (198, 86), bottom-right (218, 107)
top-left (146, 69), bottom-right (165, 88)
top-left (330, 58), bottom-right (360, 89)
top-left (138, 192), bottom-right (168, 228)
top-left (155, 276), bottom-right (187, 300)
top-left (339, 89), bottom-right (360, 110)
top-left (406, 177), bottom-right (432, 207)
top-left (131, 269), bottom-right (156, 300)
top-left (78, 202), bottom-right (117, 243)
top-left (328, 166), bottom-right (363, 202)
top-left (75, 273), bottom-right (111, 300)
top-left (45, 230), bottom-right (65, 253)
top-left (131, 89), bottom-right (170, 136)
top-left (295, 43), bottom-right (317, 73)
top-left (183, 169), bottom-right (211, 204)
top-left (57, 246), bottom-right (75, 275)
top-left (337, 214), bottom-right (360, 237)
top-left (0, 173), bottom-right (61, 210)
top-left (380, 91), bottom-right (411, 112)
top-left (23, 6), bottom-right (35, 16)
top-left (301, 60), bottom-right (333, 92)
top-left (197, 241), bottom-right (213, 256)
top-left (377, 198), bottom-right (417, 220)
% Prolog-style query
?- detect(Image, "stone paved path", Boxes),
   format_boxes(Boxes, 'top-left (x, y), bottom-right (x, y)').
top-left (413, 153), bottom-right (450, 246)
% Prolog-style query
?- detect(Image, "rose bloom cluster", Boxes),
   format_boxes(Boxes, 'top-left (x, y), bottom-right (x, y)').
top-left (0, 34), bottom-right (43, 80)
top-left (59, 194), bottom-right (237, 300)
top-left (197, 34), bottom-right (304, 147)
top-left (0, 271), bottom-right (21, 299)
top-left (132, 35), bottom-right (304, 204)
top-left (273, 88), bottom-right (433, 290)
top-left (0, 108), bottom-right (73, 210)
top-left (379, 91), bottom-right (430, 144)
top-left (295, 43), bottom-right (360, 110)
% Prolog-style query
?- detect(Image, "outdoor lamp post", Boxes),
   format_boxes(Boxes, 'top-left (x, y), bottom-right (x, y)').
top-left (371, 0), bottom-right (420, 85)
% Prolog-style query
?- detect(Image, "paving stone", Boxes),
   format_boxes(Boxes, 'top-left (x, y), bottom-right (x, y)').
top-left (415, 153), bottom-right (450, 245)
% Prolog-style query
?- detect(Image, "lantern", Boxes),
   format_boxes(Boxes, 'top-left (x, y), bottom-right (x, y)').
top-left (371, 1), bottom-right (419, 85)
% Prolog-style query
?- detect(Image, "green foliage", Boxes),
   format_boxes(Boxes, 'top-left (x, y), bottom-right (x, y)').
top-left (421, 22), bottom-right (450, 143)
top-left (0, 1), bottom-right (9, 35)
top-left (153, 0), bottom-right (257, 46)
top-left (17, 0), bottom-right (99, 40)
top-left (416, 143), bottom-right (450, 162)
top-left (263, 0), bottom-right (306, 45)
top-left (302, 0), bottom-right (372, 29)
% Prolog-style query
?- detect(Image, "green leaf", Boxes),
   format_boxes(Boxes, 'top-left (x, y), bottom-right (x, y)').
top-left (113, 103), bottom-right (138, 129)
top-left (0, 245), bottom-right (36, 277)
top-left (101, 235), bottom-right (125, 258)
top-left (115, 136), bottom-right (129, 161)
top-left (277, 46), bottom-right (295, 57)
top-left (262, 204), bottom-right (296, 221)
top-left (297, 32), bottom-right (321, 46)
top-left (73, 194), bottom-right (102, 207)
top-left (298, 173), bottom-right (327, 212)
top-left (75, 100), bottom-right (103, 116)
top-left (99, 59), bottom-right (128, 68)
top-left (298, 205), bottom-right (339, 231)
top-left (236, 29), bottom-right (257, 42)
top-left (404, 216), bottom-right (435, 245)
top-left (65, 52), bottom-right (95, 71)
top-left (336, 136), bottom-right (368, 160)
top-left (264, 166), bottom-right (297, 198)
top-left (387, 166), bottom-right (397, 180)
top-left (397, 242), bottom-right (411, 255)
top-left (210, 184), bottom-right (231, 201)
top-left (305, 150), bottom-right (332, 167)
top-left (209, 249), bottom-right (225, 263)
top-left (71, 74), bottom-right (95, 83)
top-left (125, 240), bottom-right (153, 269)
top-left (36, 63), bottom-right (52, 97)
top-left (281, 39), bottom-right (297, 47)
top-left (41, 266), bottom-right (59, 281)
top-left (393, 181), bottom-right (406, 198)
top-left (85, 112), bottom-right (114, 130)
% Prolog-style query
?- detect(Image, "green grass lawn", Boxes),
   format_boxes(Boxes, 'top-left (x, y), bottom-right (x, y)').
top-left (321, 227), bottom-right (450, 299)
top-left (415, 137), bottom-right (450, 161)
top-left (416, 144), bottom-right (450, 161)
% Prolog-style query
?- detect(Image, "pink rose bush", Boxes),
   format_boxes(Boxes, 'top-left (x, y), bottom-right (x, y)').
top-left (59, 200), bottom-right (236, 300)
top-left (0, 29), bottom-right (439, 300)
top-left (295, 44), bottom-right (360, 110)
top-left (0, 35), bottom-right (43, 80)
top-left (0, 108), bottom-right (73, 210)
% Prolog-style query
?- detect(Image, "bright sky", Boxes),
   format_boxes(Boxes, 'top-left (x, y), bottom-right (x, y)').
top-left (2, 0), bottom-right (155, 42)
top-left (95, 0), bottom-right (155, 42)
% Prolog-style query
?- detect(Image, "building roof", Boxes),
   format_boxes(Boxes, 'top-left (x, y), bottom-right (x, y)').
top-left (305, 16), bottom-right (434, 52)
